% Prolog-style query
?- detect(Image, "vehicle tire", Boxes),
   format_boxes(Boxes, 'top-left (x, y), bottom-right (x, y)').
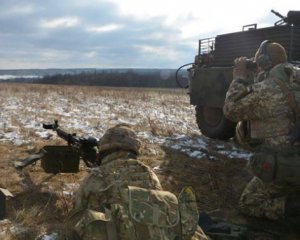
top-left (196, 105), bottom-right (236, 140)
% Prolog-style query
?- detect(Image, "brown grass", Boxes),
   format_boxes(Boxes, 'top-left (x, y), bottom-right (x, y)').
top-left (0, 83), bottom-right (252, 238)
top-left (0, 83), bottom-right (194, 237)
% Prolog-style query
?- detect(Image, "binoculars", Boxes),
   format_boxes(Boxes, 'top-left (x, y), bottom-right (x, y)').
top-left (245, 59), bottom-right (258, 71)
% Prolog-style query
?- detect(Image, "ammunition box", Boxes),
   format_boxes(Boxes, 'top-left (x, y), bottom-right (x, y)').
top-left (41, 146), bottom-right (80, 174)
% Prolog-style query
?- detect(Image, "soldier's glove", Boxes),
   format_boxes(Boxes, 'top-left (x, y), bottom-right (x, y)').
top-left (81, 146), bottom-right (100, 167)
top-left (233, 57), bottom-right (248, 80)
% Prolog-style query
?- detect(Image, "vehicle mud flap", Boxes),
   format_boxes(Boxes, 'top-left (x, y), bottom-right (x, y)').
top-left (198, 212), bottom-right (247, 239)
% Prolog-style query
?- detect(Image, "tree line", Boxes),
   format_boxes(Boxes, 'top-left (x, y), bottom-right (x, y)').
top-left (27, 69), bottom-right (183, 88)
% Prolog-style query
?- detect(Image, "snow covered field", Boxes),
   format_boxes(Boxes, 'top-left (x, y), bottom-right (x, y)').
top-left (0, 83), bottom-right (253, 239)
top-left (0, 83), bottom-right (252, 161)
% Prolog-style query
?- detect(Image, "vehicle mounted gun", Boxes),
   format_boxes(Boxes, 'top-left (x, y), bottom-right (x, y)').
top-left (271, 9), bottom-right (300, 26)
top-left (15, 120), bottom-right (99, 172)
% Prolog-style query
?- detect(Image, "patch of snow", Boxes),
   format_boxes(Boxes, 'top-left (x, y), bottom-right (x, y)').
top-left (62, 191), bottom-right (73, 196)
top-left (0, 87), bottom-right (253, 161)
top-left (189, 150), bottom-right (205, 158)
top-left (62, 183), bottom-right (80, 196)
top-left (164, 135), bottom-right (252, 160)
top-left (42, 232), bottom-right (58, 240)
top-left (218, 150), bottom-right (253, 160)
top-left (36, 130), bottom-right (53, 139)
top-left (153, 166), bottom-right (161, 171)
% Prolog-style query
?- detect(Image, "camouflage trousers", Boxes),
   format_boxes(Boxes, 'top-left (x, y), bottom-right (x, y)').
top-left (239, 176), bottom-right (298, 220)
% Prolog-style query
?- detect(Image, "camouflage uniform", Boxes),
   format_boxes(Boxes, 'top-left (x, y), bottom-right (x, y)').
top-left (63, 124), bottom-right (208, 240)
top-left (223, 60), bottom-right (300, 220)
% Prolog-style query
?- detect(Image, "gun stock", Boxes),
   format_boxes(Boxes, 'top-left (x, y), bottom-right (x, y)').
top-left (14, 152), bottom-right (45, 170)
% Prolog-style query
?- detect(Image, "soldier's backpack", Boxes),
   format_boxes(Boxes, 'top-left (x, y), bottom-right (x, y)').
top-left (65, 185), bottom-right (206, 240)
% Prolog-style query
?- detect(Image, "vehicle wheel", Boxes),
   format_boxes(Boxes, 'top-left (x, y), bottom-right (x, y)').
top-left (196, 106), bottom-right (236, 140)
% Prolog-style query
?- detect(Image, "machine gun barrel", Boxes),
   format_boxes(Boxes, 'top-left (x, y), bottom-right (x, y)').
top-left (43, 121), bottom-right (80, 149)
top-left (270, 9), bottom-right (288, 26)
top-left (271, 9), bottom-right (286, 19)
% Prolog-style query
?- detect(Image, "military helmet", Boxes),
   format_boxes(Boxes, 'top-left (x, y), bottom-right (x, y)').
top-left (254, 40), bottom-right (287, 69)
top-left (98, 124), bottom-right (141, 155)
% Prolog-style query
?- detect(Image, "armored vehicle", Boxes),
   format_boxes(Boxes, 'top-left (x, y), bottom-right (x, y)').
top-left (180, 10), bottom-right (300, 140)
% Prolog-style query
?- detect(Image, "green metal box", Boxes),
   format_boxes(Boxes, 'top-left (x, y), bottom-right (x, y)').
top-left (41, 146), bottom-right (80, 174)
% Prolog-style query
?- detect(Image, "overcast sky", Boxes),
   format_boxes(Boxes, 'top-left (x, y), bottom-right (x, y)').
top-left (0, 0), bottom-right (299, 69)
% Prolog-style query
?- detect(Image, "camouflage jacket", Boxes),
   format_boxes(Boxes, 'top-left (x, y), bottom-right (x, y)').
top-left (223, 63), bottom-right (300, 147)
top-left (68, 151), bottom-right (207, 240)
top-left (74, 151), bottom-right (163, 210)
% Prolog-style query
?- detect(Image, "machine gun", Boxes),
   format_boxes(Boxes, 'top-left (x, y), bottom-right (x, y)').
top-left (15, 120), bottom-right (99, 173)
top-left (271, 9), bottom-right (300, 26)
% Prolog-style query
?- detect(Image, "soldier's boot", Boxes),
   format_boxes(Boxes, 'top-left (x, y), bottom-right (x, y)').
top-left (285, 195), bottom-right (300, 217)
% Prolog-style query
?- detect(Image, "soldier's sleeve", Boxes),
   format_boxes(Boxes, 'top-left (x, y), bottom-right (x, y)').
top-left (223, 78), bottom-right (253, 122)
top-left (73, 171), bottom-right (107, 210)
top-left (223, 78), bottom-right (275, 122)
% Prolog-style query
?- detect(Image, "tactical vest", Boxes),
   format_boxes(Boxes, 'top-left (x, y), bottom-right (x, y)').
top-left (67, 158), bottom-right (205, 240)
top-left (249, 147), bottom-right (300, 186)
top-left (250, 63), bottom-right (300, 145)
top-left (249, 64), bottom-right (300, 185)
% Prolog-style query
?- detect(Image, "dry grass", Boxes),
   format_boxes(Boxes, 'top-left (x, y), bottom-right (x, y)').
top-left (0, 83), bottom-right (253, 239)
top-left (0, 83), bottom-right (196, 238)
top-left (0, 83), bottom-right (191, 136)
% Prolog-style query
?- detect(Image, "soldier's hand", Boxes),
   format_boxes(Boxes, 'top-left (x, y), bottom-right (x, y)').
top-left (81, 146), bottom-right (100, 167)
top-left (233, 57), bottom-right (247, 80)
